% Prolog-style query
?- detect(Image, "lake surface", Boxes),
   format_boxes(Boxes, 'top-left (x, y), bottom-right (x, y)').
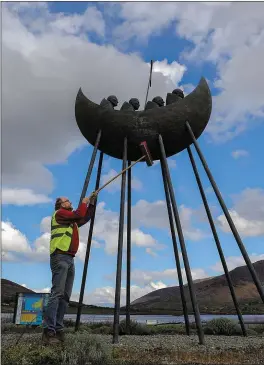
top-left (2, 312), bottom-right (264, 324)
top-left (62, 313), bottom-right (264, 324)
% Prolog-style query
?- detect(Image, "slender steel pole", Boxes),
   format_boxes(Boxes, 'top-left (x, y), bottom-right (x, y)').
top-left (187, 146), bottom-right (247, 336)
top-left (160, 157), bottom-right (190, 335)
top-left (126, 160), bottom-right (132, 334)
top-left (78, 130), bottom-right (102, 205)
top-left (144, 60), bottom-right (154, 109)
top-left (75, 151), bottom-right (104, 331)
top-left (186, 121), bottom-right (264, 303)
top-left (113, 138), bottom-right (127, 344)
top-left (158, 134), bottom-right (204, 345)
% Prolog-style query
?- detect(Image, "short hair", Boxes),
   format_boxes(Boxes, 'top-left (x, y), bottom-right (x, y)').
top-left (55, 198), bottom-right (62, 211)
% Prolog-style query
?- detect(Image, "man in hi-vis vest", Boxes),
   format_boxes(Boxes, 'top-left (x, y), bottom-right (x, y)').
top-left (42, 193), bottom-right (96, 345)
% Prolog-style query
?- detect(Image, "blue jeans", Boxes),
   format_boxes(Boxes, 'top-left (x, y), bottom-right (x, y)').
top-left (43, 252), bottom-right (75, 333)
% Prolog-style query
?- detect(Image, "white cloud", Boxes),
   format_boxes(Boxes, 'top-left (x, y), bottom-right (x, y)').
top-left (2, 221), bottom-right (50, 262)
top-left (132, 200), bottom-right (208, 241)
top-left (2, 3), bottom-right (185, 195)
top-left (71, 281), bottom-right (168, 306)
top-left (217, 188), bottom-right (264, 237)
top-left (79, 201), bottom-right (165, 256)
top-left (231, 150), bottom-right (249, 159)
top-left (50, 6), bottom-right (105, 37)
top-left (211, 253), bottom-right (264, 273)
top-left (33, 287), bottom-right (51, 293)
top-left (111, 2), bottom-right (264, 141)
top-left (218, 210), bottom-right (264, 237)
top-left (168, 159), bottom-right (177, 169)
top-left (20, 283), bottom-right (51, 293)
top-left (152, 59), bottom-right (187, 86)
top-left (130, 267), bottom-right (208, 287)
top-left (153, 159), bottom-right (176, 169)
top-left (2, 196), bottom-right (207, 262)
top-left (100, 169), bottom-right (142, 193)
top-left (2, 188), bottom-right (52, 205)
top-left (2, 221), bottom-right (32, 257)
top-left (145, 248), bottom-right (158, 257)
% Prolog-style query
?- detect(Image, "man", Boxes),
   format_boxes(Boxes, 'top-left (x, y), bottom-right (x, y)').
top-left (42, 193), bottom-right (97, 345)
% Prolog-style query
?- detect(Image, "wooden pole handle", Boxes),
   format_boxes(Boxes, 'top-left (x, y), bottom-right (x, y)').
top-left (94, 155), bottom-right (145, 194)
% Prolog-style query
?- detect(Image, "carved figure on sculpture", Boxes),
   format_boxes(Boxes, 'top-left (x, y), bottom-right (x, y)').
top-left (145, 96), bottom-right (165, 110)
top-left (100, 95), bottom-right (118, 110)
top-left (166, 88), bottom-right (184, 106)
top-left (120, 98), bottom-right (140, 111)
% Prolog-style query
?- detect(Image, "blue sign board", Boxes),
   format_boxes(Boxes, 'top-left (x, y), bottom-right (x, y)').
top-left (14, 292), bottom-right (50, 325)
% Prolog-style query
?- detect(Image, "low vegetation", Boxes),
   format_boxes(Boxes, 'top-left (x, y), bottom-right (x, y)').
top-left (2, 318), bottom-right (264, 364)
top-left (2, 317), bottom-right (264, 336)
top-left (2, 331), bottom-right (112, 365)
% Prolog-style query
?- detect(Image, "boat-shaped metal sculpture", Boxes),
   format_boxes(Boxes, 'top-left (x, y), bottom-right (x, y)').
top-left (74, 72), bottom-right (264, 346)
top-left (75, 77), bottom-right (212, 161)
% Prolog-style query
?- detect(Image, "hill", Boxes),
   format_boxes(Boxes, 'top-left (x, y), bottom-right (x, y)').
top-left (129, 260), bottom-right (264, 314)
top-left (1, 279), bottom-right (35, 303)
top-left (2, 261), bottom-right (264, 315)
top-left (1, 278), bottom-right (114, 314)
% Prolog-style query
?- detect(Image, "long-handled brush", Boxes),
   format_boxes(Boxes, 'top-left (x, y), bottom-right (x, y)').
top-left (91, 141), bottom-right (153, 196)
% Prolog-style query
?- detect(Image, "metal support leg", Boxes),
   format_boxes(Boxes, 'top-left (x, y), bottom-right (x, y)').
top-left (160, 157), bottom-right (190, 335)
top-left (78, 130), bottom-right (101, 205)
top-left (113, 138), bottom-right (127, 344)
top-left (126, 160), bottom-right (132, 334)
top-left (186, 121), bottom-right (264, 303)
top-left (75, 151), bottom-right (104, 331)
top-left (187, 146), bottom-right (247, 336)
top-left (159, 134), bottom-right (205, 345)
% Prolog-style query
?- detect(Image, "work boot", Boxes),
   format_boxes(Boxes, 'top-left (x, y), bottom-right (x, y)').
top-left (56, 330), bottom-right (65, 342)
top-left (42, 328), bottom-right (61, 345)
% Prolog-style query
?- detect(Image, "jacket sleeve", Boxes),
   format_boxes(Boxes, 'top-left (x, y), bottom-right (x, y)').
top-left (77, 203), bottom-right (95, 227)
top-left (55, 203), bottom-right (89, 224)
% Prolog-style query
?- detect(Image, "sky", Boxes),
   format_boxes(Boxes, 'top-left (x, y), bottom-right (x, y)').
top-left (2, 1), bottom-right (264, 306)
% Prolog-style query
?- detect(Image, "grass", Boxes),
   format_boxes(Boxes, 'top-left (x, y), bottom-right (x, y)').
top-left (113, 345), bottom-right (264, 365)
top-left (2, 331), bottom-right (112, 365)
top-left (2, 319), bottom-right (264, 365)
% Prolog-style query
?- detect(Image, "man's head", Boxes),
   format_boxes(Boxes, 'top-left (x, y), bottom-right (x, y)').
top-left (129, 98), bottom-right (140, 110)
top-left (107, 95), bottom-right (118, 107)
top-left (152, 96), bottom-right (165, 107)
top-left (172, 89), bottom-right (184, 98)
top-left (55, 197), bottom-right (73, 211)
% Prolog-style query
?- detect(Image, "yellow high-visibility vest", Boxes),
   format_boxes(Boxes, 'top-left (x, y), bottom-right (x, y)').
top-left (50, 211), bottom-right (78, 254)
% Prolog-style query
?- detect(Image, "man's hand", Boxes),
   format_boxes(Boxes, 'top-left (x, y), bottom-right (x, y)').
top-left (89, 191), bottom-right (98, 205)
top-left (82, 197), bottom-right (90, 204)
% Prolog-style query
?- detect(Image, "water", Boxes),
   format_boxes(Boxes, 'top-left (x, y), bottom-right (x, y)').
top-left (64, 313), bottom-right (264, 324)
top-left (2, 312), bottom-right (264, 324)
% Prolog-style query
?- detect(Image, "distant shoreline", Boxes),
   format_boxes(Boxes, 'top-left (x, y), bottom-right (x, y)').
top-left (2, 308), bottom-right (264, 316)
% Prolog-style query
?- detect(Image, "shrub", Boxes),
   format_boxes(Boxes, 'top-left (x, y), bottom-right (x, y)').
top-left (2, 344), bottom-right (61, 365)
top-left (204, 318), bottom-right (241, 336)
top-left (250, 324), bottom-right (264, 334)
top-left (247, 329), bottom-right (258, 336)
top-left (92, 325), bottom-right (112, 334)
top-left (150, 324), bottom-right (183, 335)
top-left (64, 331), bottom-right (112, 364)
top-left (63, 319), bottom-right (75, 327)
top-left (2, 332), bottom-right (112, 365)
top-left (119, 319), bottom-right (151, 335)
top-left (1, 323), bottom-right (18, 332)
top-left (87, 321), bottom-right (111, 330)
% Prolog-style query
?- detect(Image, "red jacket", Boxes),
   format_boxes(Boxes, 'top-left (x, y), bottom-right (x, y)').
top-left (54, 203), bottom-right (95, 256)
